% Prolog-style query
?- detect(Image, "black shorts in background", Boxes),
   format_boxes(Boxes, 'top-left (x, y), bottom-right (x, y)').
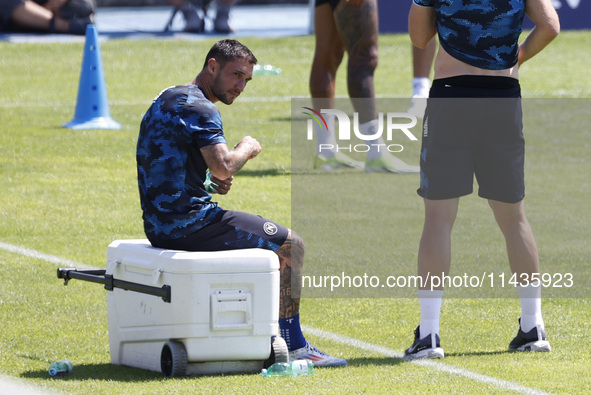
top-left (315, 0), bottom-right (340, 10)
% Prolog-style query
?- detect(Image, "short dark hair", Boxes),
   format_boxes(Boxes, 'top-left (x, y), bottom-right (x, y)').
top-left (202, 39), bottom-right (258, 70)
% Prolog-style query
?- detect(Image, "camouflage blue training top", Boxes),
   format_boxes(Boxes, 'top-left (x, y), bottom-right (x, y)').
top-left (413, 0), bottom-right (526, 70)
top-left (137, 84), bottom-right (226, 240)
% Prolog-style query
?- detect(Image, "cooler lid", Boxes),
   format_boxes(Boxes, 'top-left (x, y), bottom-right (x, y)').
top-left (106, 239), bottom-right (279, 274)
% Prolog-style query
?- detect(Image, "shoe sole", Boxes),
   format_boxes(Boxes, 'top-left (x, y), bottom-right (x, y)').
top-left (312, 360), bottom-right (348, 368)
top-left (290, 357), bottom-right (347, 368)
top-left (402, 347), bottom-right (444, 361)
top-left (510, 340), bottom-right (551, 352)
top-left (365, 166), bottom-right (420, 174)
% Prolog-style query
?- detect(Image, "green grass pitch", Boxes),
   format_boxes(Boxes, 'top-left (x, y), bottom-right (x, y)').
top-left (0, 31), bottom-right (590, 394)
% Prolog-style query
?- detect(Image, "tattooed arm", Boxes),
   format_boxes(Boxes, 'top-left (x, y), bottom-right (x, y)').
top-left (201, 135), bottom-right (261, 180)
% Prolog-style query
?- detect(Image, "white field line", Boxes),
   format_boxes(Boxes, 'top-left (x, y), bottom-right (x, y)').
top-left (304, 326), bottom-right (552, 395)
top-left (0, 241), bottom-right (551, 394)
top-left (0, 96), bottom-right (297, 108)
top-left (0, 241), bottom-right (96, 269)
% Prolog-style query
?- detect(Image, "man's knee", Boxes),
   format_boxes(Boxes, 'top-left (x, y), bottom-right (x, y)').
top-left (367, 46), bottom-right (378, 72)
top-left (313, 45), bottom-right (345, 74)
top-left (287, 229), bottom-right (305, 252)
top-left (276, 229), bottom-right (305, 272)
top-left (351, 45), bottom-right (378, 74)
top-left (331, 47), bottom-right (346, 70)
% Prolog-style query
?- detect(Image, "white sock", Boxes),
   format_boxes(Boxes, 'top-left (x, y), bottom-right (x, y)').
top-left (418, 289), bottom-right (444, 340)
top-left (358, 119), bottom-right (385, 161)
top-left (516, 283), bottom-right (544, 332)
top-left (412, 77), bottom-right (431, 98)
top-left (316, 114), bottom-right (336, 156)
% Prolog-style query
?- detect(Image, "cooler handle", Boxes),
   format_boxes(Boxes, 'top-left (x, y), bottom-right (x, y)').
top-left (210, 290), bottom-right (253, 330)
top-left (57, 268), bottom-right (172, 303)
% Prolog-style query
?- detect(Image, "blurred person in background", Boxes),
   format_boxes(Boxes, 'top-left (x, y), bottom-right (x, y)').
top-left (166, 0), bottom-right (238, 33)
top-left (0, 0), bottom-right (94, 35)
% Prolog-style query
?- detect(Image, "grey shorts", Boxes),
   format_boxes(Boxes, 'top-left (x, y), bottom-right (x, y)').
top-left (417, 76), bottom-right (525, 203)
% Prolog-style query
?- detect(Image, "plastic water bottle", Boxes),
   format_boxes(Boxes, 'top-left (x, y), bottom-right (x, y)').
top-left (261, 359), bottom-right (314, 377)
top-left (204, 171), bottom-right (217, 194)
top-left (253, 64), bottom-right (281, 75)
top-left (48, 359), bottom-right (73, 376)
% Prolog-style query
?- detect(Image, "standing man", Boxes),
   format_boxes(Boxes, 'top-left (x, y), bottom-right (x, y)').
top-left (310, 0), bottom-right (419, 173)
top-left (137, 39), bottom-right (346, 367)
top-left (404, 0), bottom-right (559, 360)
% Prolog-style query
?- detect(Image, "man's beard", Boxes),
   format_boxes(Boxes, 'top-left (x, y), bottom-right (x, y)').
top-left (212, 73), bottom-right (238, 105)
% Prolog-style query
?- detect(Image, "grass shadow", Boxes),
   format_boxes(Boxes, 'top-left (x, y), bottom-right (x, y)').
top-left (345, 356), bottom-right (405, 367)
top-left (270, 116), bottom-right (293, 123)
top-left (443, 350), bottom-right (512, 358)
top-left (20, 363), bottom-right (162, 382)
top-left (238, 168), bottom-right (290, 177)
top-left (19, 363), bottom-right (280, 381)
top-left (342, 350), bottom-right (515, 367)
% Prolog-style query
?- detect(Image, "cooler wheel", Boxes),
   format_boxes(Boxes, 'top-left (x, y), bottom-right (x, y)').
top-left (161, 340), bottom-right (188, 377)
top-left (264, 336), bottom-right (289, 368)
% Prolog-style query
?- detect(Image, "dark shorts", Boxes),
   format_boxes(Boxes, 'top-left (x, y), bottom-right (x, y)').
top-left (0, 0), bottom-right (94, 32)
top-left (0, 0), bottom-right (24, 31)
top-left (417, 75), bottom-right (525, 203)
top-left (149, 210), bottom-right (289, 253)
top-left (315, 0), bottom-right (340, 10)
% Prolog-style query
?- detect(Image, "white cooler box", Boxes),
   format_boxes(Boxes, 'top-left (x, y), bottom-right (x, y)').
top-left (102, 239), bottom-right (286, 376)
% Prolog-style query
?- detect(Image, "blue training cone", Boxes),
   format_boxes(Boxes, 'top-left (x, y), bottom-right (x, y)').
top-left (63, 25), bottom-right (121, 130)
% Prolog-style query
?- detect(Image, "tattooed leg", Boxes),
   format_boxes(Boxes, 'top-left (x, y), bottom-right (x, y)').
top-left (276, 229), bottom-right (305, 319)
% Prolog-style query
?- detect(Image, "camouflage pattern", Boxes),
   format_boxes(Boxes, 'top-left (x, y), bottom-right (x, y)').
top-left (412, 0), bottom-right (526, 70)
top-left (137, 84), bottom-right (226, 240)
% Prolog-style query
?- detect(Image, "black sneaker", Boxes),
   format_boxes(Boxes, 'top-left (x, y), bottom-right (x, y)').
top-left (403, 326), bottom-right (444, 360)
top-left (508, 321), bottom-right (551, 352)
